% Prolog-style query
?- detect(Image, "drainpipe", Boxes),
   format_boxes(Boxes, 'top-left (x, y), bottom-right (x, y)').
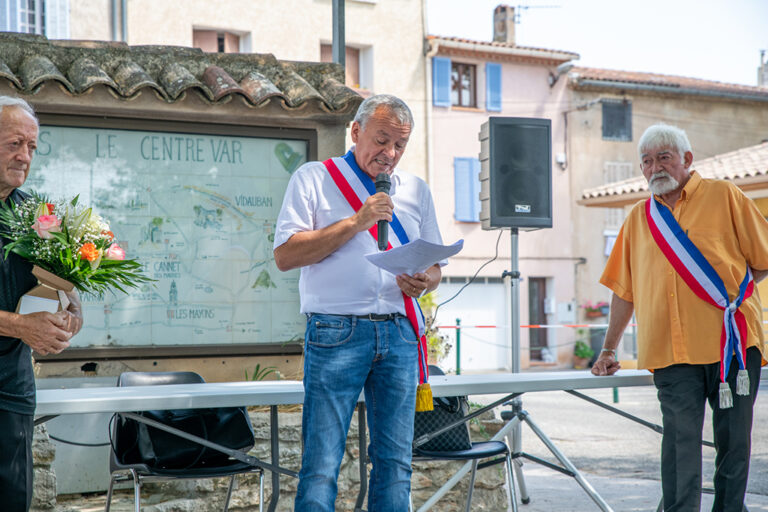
top-left (121, 0), bottom-right (128, 42)
top-left (110, 0), bottom-right (118, 41)
top-left (423, 6), bottom-right (439, 186)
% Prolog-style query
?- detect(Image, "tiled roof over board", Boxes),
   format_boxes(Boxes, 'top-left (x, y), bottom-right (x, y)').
top-left (0, 33), bottom-right (361, 112)
top-left (580, 142), bottom-right (768, 207)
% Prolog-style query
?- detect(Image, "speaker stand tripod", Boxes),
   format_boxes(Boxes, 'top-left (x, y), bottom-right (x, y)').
top-left (500, 228), bottom-right (613, 512)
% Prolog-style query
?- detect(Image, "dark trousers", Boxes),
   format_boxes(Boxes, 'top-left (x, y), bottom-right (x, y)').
top-left (653, 347), bottom-right (761, 512)
top-left (0, 410), bottom-right (33, 512)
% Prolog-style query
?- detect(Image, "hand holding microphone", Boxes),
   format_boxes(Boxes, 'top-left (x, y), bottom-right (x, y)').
top-left (375, 173), bottom-right (391, 251)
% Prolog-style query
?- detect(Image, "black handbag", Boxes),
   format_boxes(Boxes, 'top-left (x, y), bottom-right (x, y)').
top-left (114, 406), bottom-right (255, 469)
top-left (413, 395), bottom-right (472, 452)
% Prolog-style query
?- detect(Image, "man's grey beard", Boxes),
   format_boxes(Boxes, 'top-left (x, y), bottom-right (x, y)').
top-left (648, 171), bottom-right (679, 195)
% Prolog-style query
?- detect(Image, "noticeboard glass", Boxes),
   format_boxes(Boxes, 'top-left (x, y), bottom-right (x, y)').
top-left (25, 122), bottom-right (308, 351)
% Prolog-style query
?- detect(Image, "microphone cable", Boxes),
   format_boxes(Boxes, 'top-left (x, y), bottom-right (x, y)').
top-left (433, 228), bottom-right (504, 319)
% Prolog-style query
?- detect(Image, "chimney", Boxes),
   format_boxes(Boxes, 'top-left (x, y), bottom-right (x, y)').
top-left (759, 50), bottom-right (768, 88)
top-left (493, 5), bottom-right (515, 45)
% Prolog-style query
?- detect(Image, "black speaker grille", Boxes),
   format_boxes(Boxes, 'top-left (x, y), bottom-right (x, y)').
top-left (486, 118), bottom-right (552, 229)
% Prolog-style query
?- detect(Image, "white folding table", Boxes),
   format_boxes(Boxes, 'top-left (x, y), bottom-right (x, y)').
top-left (39, 369), bottom-right (762, 511)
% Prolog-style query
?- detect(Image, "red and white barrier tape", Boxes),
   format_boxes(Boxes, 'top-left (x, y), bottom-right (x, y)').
top-left (436, 323), bottom-right (636, 329)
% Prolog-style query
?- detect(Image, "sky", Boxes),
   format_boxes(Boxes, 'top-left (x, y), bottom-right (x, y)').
top-left (426, 0), bottom-right (768, 87)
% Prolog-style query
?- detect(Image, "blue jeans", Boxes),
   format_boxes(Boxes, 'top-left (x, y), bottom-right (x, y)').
top-left (294, 313), bottom-right (419, 512)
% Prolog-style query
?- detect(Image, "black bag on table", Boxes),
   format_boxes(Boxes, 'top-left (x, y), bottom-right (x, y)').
top-left (114, 406), bottom-right (255, 469)
top-left (413, 395), bottom-right (472, 452)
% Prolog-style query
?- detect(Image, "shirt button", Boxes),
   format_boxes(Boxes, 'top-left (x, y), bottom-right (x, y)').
top-left (670, 293), bottom-right (674, 297)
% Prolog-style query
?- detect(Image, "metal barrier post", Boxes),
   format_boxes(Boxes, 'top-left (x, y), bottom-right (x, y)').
top-left (455, 317), bottom-right (461, 375)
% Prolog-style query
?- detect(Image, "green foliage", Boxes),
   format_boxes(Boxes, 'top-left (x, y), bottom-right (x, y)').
top-left (245, 363), bottom-right (278, 381)
top-left (574, 340), bottom-right (595, 359)
top-left (418, 291), bottom-right (451, 362)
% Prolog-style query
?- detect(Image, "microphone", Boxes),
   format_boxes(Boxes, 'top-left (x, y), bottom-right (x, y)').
top-left (375, 173), bottom-right (391, 251)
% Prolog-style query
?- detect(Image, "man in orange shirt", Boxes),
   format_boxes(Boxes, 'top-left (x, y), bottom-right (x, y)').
top-left (592, 123), bottom-right (768, 512)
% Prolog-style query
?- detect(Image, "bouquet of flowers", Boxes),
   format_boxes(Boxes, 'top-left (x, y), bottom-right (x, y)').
top-left (0, 192), bottom-right (152, 299)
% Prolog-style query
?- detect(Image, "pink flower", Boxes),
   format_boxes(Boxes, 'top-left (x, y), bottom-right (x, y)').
top-left (105, 243), bottom-right (125, 261)
top-left (32, 215), bottom-right (61, 239)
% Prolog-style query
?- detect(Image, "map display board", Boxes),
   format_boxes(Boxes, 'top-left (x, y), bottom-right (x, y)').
top-left (26, 124), bottom-right (307, 349)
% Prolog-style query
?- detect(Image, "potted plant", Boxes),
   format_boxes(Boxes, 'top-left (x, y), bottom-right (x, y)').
top-left (573, 339), bottom-right (595, 369)
top-left (418, 292), bottom-right (452, 364)
top-left (582, 300), bottom-right (609, 318)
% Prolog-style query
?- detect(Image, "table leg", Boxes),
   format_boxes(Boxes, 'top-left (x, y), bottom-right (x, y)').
top-left (354, 404), bottom-right (368, 512)
top-left (268, 405), bottom-right (279, 512)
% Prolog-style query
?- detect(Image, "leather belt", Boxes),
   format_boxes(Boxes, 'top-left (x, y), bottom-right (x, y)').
top-left (358, 313), bottom-right (405, 321)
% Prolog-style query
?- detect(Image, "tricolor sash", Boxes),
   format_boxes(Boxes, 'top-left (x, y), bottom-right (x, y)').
top-left (645, 197), bottom-right (752, 408)
top-left (323, 150), bottom-right (433, 411)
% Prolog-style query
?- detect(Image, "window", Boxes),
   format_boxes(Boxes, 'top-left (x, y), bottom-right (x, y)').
top-left (454, 157), bottom-right (481, 222)
top-left (320, 43), bottom-right (371, 89)
top-left (433, 58), bottom-right (500, 111)
top-left (602, 99), bottom-right (632, 141)
top-left (0, 0), bottom-right (68, 38)
top-left (18, 0), bottom-right (43, 33)
top-left (603, 161), bottom-right (632, 230)
top-left (193, 29), bottom-right (245, 54)
top-left (451, 62), bottom-right (476, 107)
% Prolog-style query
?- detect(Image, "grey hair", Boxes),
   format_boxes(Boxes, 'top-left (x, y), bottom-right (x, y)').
top-left (638, 123), bottom-right (691, 160)
top-left (0, 96), bottom-right (38, 127)
top-left (353, 94), bottom-right (414, 130)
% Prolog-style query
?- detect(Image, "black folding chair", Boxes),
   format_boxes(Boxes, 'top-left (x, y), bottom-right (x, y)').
top-left (411, 366), bottom-right (516, 512)
top-left (106, 371), bottom-right (264, 512)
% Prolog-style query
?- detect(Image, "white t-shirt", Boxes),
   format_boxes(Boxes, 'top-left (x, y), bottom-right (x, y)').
top-left (273, 152), bottom-right (444, 315)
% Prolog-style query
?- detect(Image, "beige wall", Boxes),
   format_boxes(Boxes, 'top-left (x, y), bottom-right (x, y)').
top-left (68, 0), bottom-right (428, 181)
top-left (569, 89), bottom-right (768, 358)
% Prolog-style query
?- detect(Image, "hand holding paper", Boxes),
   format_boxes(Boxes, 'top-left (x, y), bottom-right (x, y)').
top-left (365, 239), bottom-right (463, 276)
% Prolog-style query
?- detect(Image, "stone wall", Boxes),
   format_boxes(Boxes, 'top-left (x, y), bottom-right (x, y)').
top-left (38, 408), bottom-right (510, 511)
top-left (31, 425), bottom-right (57, 512)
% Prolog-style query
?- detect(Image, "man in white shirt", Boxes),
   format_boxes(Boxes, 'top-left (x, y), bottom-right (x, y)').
top-left (273, 94), bottom-right (443, 511)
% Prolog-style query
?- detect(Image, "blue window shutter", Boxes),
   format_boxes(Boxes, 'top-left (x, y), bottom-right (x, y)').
top-left (454, 157), bottom-right (480, 222)
top-left (485, 62), bottom-right (502, 112)
top-left (433, 57), bottom-right (451, 107)
top-left (470, 158), bottom-right (481, 220)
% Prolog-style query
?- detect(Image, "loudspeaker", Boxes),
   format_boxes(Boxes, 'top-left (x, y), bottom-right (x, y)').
top-left (479, 117), bottom-right (552, 230)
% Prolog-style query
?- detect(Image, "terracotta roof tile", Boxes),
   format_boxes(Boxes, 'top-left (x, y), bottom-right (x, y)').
top-left (112, 59), bottom-right (161, 97)
top-left (581, 142), bottom-right (768, 203)
top-left (0, 32), bottom-right (361, 113)
top-left (202, 65), bottom-right (246, 101)
top-left (427, 34), bottom-right (578, 59)
top-left (238, 70), bottom-right (282, 105)
top-left (570, 66), bottom-right (768, 99)
top-left (68, 56), bottom-right (116, 93)
top-left (20, 55), bottom-right (71, 91)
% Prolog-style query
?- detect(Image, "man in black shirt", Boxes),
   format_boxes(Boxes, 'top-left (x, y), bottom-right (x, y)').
top-left (0, 96), bottom-right (82, 512)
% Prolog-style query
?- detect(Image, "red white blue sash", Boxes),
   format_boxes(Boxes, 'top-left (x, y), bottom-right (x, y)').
top-left (645, 197), bottom-right (752, 406)
top-left (322, 151), bottom-right (430, 398)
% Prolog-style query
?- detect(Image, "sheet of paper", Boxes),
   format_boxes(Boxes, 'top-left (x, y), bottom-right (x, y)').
top-left (365, 239), bottom-right (463, 276)
top-left (18, 295), bottom-right (60, 315)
